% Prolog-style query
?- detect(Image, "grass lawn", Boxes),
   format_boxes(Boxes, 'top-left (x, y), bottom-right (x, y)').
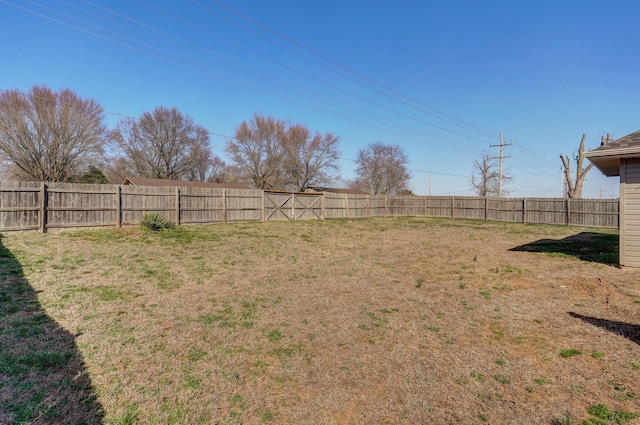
top-left (1, 217), bottom-right (640, 424)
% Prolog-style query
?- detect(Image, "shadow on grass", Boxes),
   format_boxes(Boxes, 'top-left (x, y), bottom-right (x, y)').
top-left (0, 235), bottom-right (104, 424)
top-left (569, 312), bottom-right (640, 346)
top-left (509, 232), bottom-right (619, 266)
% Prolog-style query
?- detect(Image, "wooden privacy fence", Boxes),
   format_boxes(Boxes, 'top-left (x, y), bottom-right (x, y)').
top-left (0, 181), bottom-right (619, 232)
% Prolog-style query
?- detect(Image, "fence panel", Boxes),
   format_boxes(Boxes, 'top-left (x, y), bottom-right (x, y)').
top-left (121, 185), bottom-right (175, 225)
top-left (387, 197), bottom-right (406, 216)
top-left (47, 183), bottom-right (117, 229)
top-left (426, 197), bottom-right (453, 217)
top-left (369, 196), bottom-right (387, 217)
top-left (456, 197), bottom-right (486, 219)
top-left (179, 187), bottom-right (224, 224)
top-left (293, 193), bottom-right (323, 220)
top-left (569, 199), bottom-right (619, 228)
top-left (488, 198), bottom-right (524, 222)
top-left (346, 195), bottom-right (368, 218)
top-left (0, 181), bottom-right (40, 231)
top-left (526, 198), bottom-right (567, 225)
top-left (226, 189), bottom-right (262, 222)
top-left (264, 191), bottom-right (293, 221)
top-left (324, 193), bottom-right (347, 219)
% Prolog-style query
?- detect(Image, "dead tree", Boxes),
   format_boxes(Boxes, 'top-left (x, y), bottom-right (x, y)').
top-left (560, 134), bottom-right (593, 199)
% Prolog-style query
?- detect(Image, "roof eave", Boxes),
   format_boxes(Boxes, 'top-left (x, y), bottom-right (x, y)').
top-left (589, 159), bottom-right (620, 177)
top-left (585, 147), bottom-right (640, 159)
top-left (586, 147), bottom-right (640, 177)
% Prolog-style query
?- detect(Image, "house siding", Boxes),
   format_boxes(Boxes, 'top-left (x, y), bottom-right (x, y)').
top-left (621, 158), bottom-right (640, 267)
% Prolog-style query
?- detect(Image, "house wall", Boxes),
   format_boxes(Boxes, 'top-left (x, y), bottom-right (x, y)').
top-left (620, 158), bottom-right (640, 267)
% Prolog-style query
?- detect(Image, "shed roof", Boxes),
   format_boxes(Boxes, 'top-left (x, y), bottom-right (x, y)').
top-left (306, 186), bottom-right (370, 195)
top-left (122, 177), bottom-right (250, 189)
top-left (585, 130), bottom-right (640, 177)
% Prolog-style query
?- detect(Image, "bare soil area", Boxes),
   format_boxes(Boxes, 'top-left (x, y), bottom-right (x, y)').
top-left (1, 217), bottom-right (639, 424)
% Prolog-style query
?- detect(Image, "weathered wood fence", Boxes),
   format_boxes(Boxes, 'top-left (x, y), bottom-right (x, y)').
top-left (0, 181), bottom-right (619, 232)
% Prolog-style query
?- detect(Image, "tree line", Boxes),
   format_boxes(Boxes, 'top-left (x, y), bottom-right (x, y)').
top-left (0, 85), bottom-right (411, 195)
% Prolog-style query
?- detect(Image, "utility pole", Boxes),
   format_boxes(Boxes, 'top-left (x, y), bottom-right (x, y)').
top-left (428, 172), bottom-right (432, 196)
top-left (490, 133), bottom-right (513, 198)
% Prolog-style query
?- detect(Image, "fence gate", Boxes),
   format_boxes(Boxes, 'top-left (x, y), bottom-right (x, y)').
top-left (264, 191), bottom-right (323, 221)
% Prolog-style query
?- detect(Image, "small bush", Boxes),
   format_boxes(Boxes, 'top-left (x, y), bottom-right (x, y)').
top-left (141, 213), bottom-right (176, 231)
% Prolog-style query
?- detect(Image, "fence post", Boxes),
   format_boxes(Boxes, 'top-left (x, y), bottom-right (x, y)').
top-left (261, 190), bottom-right (265, 222)
top-left (523, 198), bottom-right (527, 224)
top-left (451, 196), bottom-right (455, 218)
top-left (222, 189), bottom-right (227, 224)
top-left (344, 193), bottom-right (349, 218)
top-left (566, 198), bottom-right (571, 226)
top-left (484, 197), bottom-right (488, 221)
top-left (321, 193), bottom-right (326, 220)
top-left (115, 185), bottom-right (122, 229)
top-left (405, 196), bottom-right (409, 216)
top-left (366, 196), bottom-right (370, 218)
top-left (423, 196), bottom-right (427, 217)
top-left (39, 182), bottom-right (48, 233)
top-left (385, 196), bottom-right (388, 216)
top-left (291, 193), bottom-right (296, 221)
top-left (175, 187), bottom-right (181, 225)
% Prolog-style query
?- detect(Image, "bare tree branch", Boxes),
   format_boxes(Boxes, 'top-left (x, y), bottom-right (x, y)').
top-left (470, 151), bottom-right (512, 196)
top-left (354, 142), bottom-right (411, 195)
top-left (0, 85), bottom-right (106, 181)
top-left (225, 114), bottom-right (340, 191)
top-left (108, 106), bottom-right (213, 181)
top-left (225, 114), bottom-right (286, 189)
top-left (282, 124), bottom-right (340, 192)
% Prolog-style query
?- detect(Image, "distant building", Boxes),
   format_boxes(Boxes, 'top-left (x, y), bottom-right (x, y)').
top-left (305, 186), bottom-right (369, 195)
top-left (122, 177), bottom-right (250, 190)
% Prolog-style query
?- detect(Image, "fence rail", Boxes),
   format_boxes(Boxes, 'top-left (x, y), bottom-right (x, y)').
top-left (0, 181), bottom-right (620, 232)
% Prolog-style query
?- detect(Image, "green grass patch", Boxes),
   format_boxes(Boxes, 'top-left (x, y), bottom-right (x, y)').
top-left (560, 348), bottom-right (582, 358)
top-left (586, 404), bottom-right (639, 424)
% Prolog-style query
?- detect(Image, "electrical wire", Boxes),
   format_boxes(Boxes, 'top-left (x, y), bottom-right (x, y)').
top-left (0, 0), bottom-right (571, 195)
top-left (195, 0), bottom-right (500, 140)
top-left (8, 0), bottom-right (492, 153)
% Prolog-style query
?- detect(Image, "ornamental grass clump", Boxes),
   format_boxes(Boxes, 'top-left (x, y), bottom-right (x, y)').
top-left (140, 213), bottom-right (176, 231)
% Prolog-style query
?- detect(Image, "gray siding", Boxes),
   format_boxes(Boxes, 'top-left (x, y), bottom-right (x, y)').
top-left (621, 158), bottom-right (640, 267)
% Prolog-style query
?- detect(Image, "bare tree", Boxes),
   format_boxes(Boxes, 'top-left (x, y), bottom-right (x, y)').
top-left (103, 157), bottom-right (132, 184)
top-left (207, 157), bottom-right (244, 184)
top-left (0, 85), bottom-right (107, 181)
top-left (470, 151), bottom-right (511, 196)
top-left (226, 114), bottom-right (342, 190)
top-left (560, 134), bottom-right (594, 199)
top-left (109, 106), bottom-right (213, 181)
top-left (282, 124), bottom-right (340, 192)
top-left (225, 114), bottom-right (286, 189)
top-left (354, 142), bottom-right (411, 195)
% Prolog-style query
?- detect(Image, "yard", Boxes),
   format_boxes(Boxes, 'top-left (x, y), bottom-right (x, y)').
top-left (1, 217), bottom-right (639, 424)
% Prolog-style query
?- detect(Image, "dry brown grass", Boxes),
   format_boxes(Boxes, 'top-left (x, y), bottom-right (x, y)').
top-left (2, 217), bottom-right (640, 424)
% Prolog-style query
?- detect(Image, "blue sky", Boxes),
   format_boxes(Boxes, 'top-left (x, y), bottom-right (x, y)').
top-left (1, 0), bottom-right (638, 197)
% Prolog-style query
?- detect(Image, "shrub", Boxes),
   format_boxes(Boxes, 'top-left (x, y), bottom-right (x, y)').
top-left (140, 213), bottom-right (176, 231)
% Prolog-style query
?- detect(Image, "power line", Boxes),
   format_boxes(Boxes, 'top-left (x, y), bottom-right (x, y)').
top-left (142, 1), bottom-right (495, 144)
top-left (202, 0), bottom-right (500, 140)
top-left (7, 0), bottom-right (492, 153)
top-left (0, 0), bottom-right (569, 196)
